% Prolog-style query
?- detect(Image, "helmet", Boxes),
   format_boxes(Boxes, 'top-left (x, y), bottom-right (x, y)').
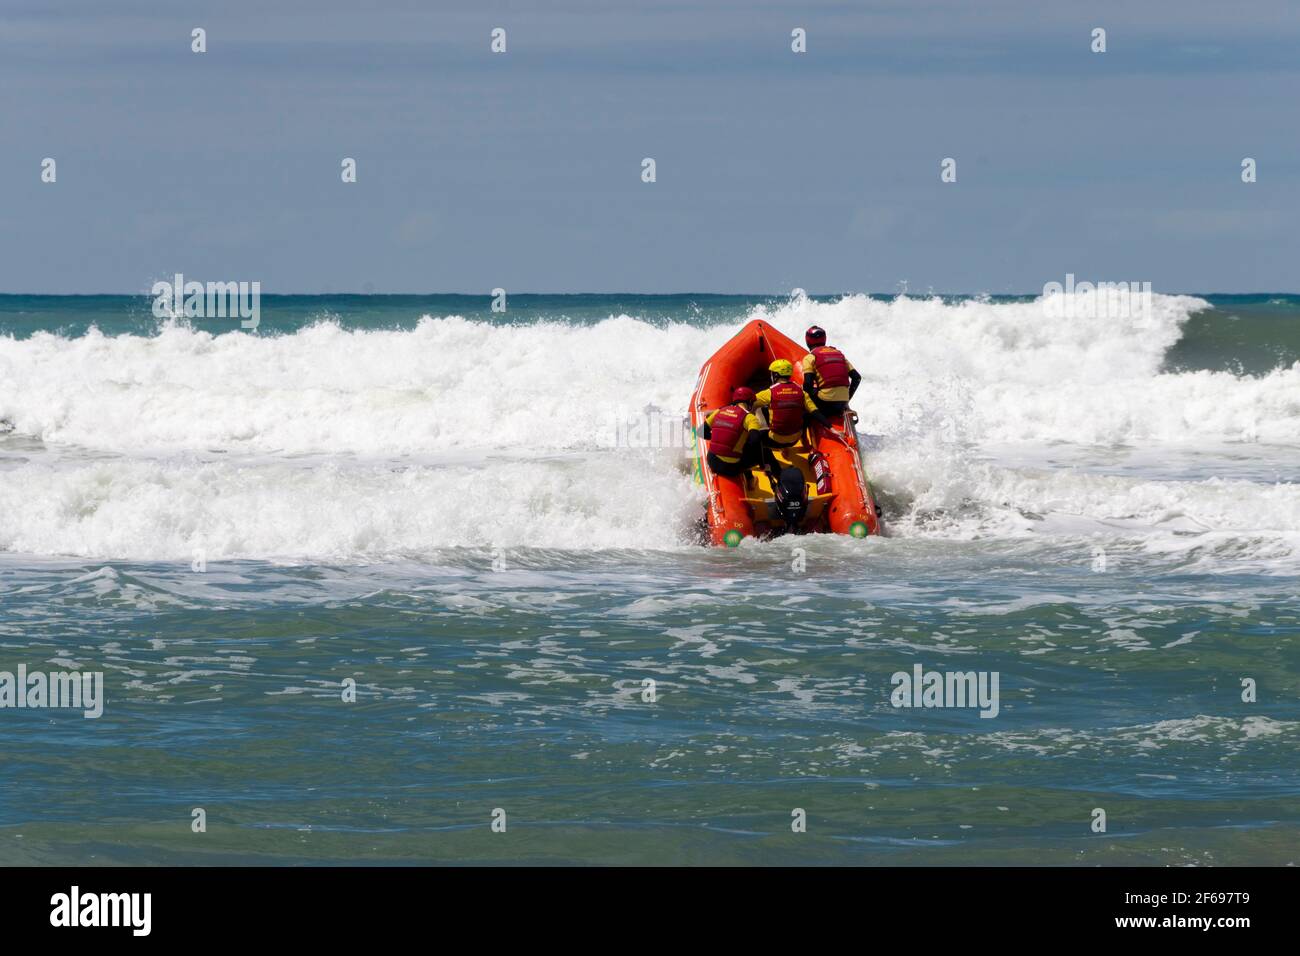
top-left (768, 359), bottom-right (794, 378)
top-left (805, 326), bottom-right (827, 348)
top-left (731, 386), bottom-right (756, 404)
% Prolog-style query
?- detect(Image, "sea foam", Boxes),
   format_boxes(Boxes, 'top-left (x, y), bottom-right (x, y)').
top-left (1, 292), bottom-right (1297, 561)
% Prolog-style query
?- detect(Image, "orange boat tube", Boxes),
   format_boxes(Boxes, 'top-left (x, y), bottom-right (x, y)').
top-left (689, 319), bottom-right (883, 547)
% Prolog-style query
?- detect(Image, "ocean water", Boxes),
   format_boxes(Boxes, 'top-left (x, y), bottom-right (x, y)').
top-left (0, 291), bottom-right (1296, 865)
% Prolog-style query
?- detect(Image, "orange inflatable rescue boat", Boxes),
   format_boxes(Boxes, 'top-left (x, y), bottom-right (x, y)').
top-left (689, 319), bottom-right (883, 547)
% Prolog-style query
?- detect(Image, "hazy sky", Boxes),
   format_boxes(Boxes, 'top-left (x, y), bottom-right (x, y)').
top-left (3, 0), bottom-right (1297, 294)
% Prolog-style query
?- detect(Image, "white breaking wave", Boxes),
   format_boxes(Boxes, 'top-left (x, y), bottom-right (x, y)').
top-left (0, 454), bottom-right (701, 559)
top-left (0, 292), bottom-right (1297, 561)
top-left (0, 316), bottom-right (716, 457)
top-left (0, 449), bottom-right (1294, 563)
top-left (870, 439), bottom-right (1300, 558)
top-left (773, 292), bottom-right (1300, 446)
top-left (0, 291), bottom-right (1297, 455)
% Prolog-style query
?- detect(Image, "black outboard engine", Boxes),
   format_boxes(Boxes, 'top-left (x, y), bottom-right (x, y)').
top-left (772, 466), bottom-right (809, 530)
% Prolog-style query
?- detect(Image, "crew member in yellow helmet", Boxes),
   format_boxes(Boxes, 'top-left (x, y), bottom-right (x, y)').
top-left (754, 359), bottom-right (831, 448)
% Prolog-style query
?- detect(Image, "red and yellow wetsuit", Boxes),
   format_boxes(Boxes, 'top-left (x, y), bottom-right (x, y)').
top-left (705, 405), bottom-right (762, 463)
top-left (801, 347), bottom-right (856, 404)
top-left (754, 381), bottom-right (819, 445)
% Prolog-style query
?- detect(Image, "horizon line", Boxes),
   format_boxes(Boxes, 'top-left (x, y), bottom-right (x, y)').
top-left (2, 289), bottom-right (1297, 298)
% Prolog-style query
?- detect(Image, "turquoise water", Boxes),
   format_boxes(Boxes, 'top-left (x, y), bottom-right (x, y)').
top-left (0, 292), bottom-right (1297, 864)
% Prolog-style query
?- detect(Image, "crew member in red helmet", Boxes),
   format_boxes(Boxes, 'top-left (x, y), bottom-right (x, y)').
top-left (700, 386), bottom-right (764, 477)
top-left (800, 326), bottom-right (862, 418)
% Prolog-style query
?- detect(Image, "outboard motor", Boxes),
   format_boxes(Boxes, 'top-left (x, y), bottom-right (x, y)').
top-left (772, 466), bottom-right (809, 530)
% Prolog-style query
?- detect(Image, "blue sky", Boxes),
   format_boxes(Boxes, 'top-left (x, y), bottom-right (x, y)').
top-left (2, 0), bottom-right (1297, 293)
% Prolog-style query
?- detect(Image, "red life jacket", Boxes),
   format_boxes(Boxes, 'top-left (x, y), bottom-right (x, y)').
top-left (767, 381), bottom-right (806, 435)
top-left (707, 405), bottom-right (748, 457)
top-left (811, 346), bottom-right (851, 389)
